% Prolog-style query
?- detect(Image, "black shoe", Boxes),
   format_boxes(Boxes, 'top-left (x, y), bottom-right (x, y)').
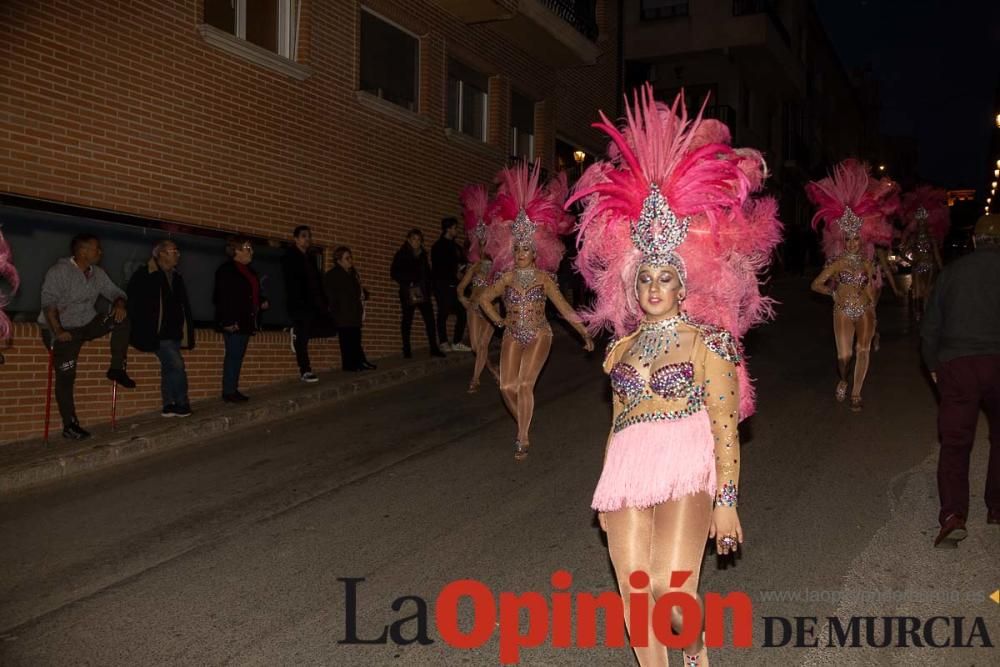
top-left (174, 403), bottom-right (192, 417)
top-left (222, 393), bottom-right (249, 403)
top-left (430, 349), bottom-right (446, 358)
top-left (233, 391), bottom-right (250, 402)
top-left (362, 361), bottom-right (377, 370)
top-left (161, 404), bottom-right (177, 417)
top-left (933, 514), bottom-right (968, 548)
top-left (62, 421), bottom-right (91, 441)
top-left (106, 368), bottom-right (136, 389)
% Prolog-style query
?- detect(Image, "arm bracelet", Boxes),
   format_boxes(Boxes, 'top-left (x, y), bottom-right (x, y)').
top-left (714, 481), bottom-right (738, 508)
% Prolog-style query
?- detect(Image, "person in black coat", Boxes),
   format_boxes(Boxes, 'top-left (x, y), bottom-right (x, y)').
top-left (324, 246), bottom-right (375, 372)
top-left (281, 225), bottom-right (327, 383)
top-left (127, 240), bottom-right (195, 417)
top-left (213, 236), bottom-right (269, 402)
top-left (390, 229), bottom-right (443, 358)
top-left (431, 217), bottom-right (469, 352)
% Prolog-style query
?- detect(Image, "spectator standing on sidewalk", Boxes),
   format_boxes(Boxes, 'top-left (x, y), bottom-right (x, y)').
top-left (324, 246), bottom-right (374, 372)
top-left (431, 218), bottom-right (471, 352)
top-left (37, 233), bottom-right (135, 441)
top-left (126, 240), bottom-right (195, 418)
top-left (922, 214), bottom-right (1000, 547)
top-left (281, 226), bottom-right (326, 383)
top-left (214, 237), bottom-right (269, 403)
top-left (390, 229), bottom-right (444, 359)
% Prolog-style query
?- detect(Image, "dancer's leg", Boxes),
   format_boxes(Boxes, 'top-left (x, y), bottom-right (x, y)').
top-left (513, 331), bottom-right (552, 444)
top-left (833, 310), bottom-right (857, 397)
top-left (851, 309), bottom-right (876, 399)
top-left (498, 336), bottom-right (524, 418)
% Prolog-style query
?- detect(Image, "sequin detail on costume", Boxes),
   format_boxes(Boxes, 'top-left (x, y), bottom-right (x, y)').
top-left (650, 362), bottom-right (695, 399)
top-left (701, 329), bottom-right (741, 366)
top-left (503, 283), bottom-right (550, 346)
top-left (471, 260), bottom-right (492, 289)
top-left (715, 480), bottom-right (738, 508)
top-left (630, 315), bottom-right (682, 368)
top-left (612, 385), bottom-right (706, 433)
top-left (610, 362), bottom-right (645, 401)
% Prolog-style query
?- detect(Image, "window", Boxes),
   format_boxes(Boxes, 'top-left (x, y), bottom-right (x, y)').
top-left (359, 9), bottom-right (419, 111)
top-left (640, 0), bottom-right (689, 20)
top-left (204, 0), bottom-right (298, 58)
top-left (510, 92), bottom-right (535, 159)
top-left (446, 59), bottom-right (488, 141)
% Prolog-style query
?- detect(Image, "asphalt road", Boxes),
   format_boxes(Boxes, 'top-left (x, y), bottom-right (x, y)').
top-left (1, 276), bottom-right (997, 666)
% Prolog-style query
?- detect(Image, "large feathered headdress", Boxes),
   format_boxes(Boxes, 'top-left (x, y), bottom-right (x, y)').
top-left (0, 226), bottom-right (20, 343)
top-left (568, 84), bottom-right (782, 419)
top-left (484, 160), bottom-right (571, 274)
top-left (806, 159), bottom-right (893, 260)
top-left (901, 185), bottom-right (949, 245)
top-left (460, 184), bottom-right (490, 263)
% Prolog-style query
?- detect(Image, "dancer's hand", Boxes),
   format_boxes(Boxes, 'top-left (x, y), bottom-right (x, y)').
top-left (930, 371), bottom-right (937, 384)
top-left (581, 333), bottom-right (595, 352)
top-left (597, 512), bottom-right (608, 532)
top-left (709, 507), bottom-right (743, 555)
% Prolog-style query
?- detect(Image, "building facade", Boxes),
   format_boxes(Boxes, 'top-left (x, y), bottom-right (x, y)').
top-left (0, 0), bottom-right (621, 444)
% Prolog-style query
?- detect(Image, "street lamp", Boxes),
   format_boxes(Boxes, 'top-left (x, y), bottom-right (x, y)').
top-left (573, 149), bottom-right (586, 175)
top-left (878, 164), bottom-right (886, 172)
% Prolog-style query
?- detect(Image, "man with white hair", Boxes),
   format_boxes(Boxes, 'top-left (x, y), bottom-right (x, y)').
top-left (127, 239), bottom-right (195, 417)
top-left (923, 214), bottom-right (1000, 547)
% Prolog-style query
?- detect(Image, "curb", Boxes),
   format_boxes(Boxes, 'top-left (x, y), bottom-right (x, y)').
top-left (0, 352), bottom-right (471, 496)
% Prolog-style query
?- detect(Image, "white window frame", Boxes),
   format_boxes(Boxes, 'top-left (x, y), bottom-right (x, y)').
top-left (511, 126), bottom-right (534, 160)
top-left (360, 7), bottom-right (421, 112)
top-left (450, 78), bottom-right (488, 142)
top-left (228, 0), bottom-right (298, 59)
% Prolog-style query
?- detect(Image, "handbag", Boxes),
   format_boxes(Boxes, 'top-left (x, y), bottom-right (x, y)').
top-left (407, 284), bottom-right (426, 305)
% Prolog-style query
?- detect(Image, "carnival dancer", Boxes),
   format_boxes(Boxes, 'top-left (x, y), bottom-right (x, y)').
top-left (807, 160), bottom-right (891, 411)
top-left (0, 226), bottom-right (19, 355)
top-left (456, 184), bottom-right (499, 392)
top-left (866, 171), bottom-right (903, 351)
top-left (478, 163), bottom-right (594, 460)
top-left (901, 186), bottom-right (949, 322)
top-left (568, 84), bottom-right (781, 666)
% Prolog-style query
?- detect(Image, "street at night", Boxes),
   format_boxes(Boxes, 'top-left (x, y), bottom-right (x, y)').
top-left (1, 278), bottom-right (996, 666)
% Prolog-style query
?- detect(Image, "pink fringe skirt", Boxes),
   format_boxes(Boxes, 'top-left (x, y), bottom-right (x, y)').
top-left (591, 410), bottom-right (717, 512)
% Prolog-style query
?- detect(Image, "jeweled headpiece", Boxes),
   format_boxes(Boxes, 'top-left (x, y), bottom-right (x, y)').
top-left (915, 206), bottom-right (929, 221)
top-left (836, 206), bottom-right (863, 237)
top-left (512, 208), bottom-right (537, 250)
top-left (633, 184), bottom-right (690, 283)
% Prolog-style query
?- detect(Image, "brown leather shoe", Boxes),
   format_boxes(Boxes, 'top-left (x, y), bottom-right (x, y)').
top-left (933, 514), bottom-right (967, 548)
top-left (988, 509), bottom-right (1000, 525)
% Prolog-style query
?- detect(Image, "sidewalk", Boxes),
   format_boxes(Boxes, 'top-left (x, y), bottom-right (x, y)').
top-left (0, 350), bottom-right (472, 496)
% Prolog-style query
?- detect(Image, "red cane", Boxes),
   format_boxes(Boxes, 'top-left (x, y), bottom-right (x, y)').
top-left (43, 348), bottom-right (54, 443)
top-left (110, 380), bottom-right (118, 431)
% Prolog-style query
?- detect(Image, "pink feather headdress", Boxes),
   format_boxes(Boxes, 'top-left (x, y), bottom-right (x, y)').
top-left (460, 184), bottom-right (490, 263)
top-left (0, 226), bottom-right (20, 343)
top-left (901, 185), bottom-right (950, 245)
top-left (568, 84), bottom-right (782, 419)
top-left (806, 159), bottom-right (892, 260)
top-left (484, 160), bottom-right (571, 274)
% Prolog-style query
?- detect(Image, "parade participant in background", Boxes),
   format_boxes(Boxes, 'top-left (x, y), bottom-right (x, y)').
top-left (807, 160), bottom-right (892, 411)
top-left (478, 162), bottom-right (594, 460)
top-left (0, 226), bottom-right (18, 350)
top-left (569, 85), bottom-right (781, 667)
top-left (922, 214), bottom-right (1000, 547)
top-left (432, 217), bottom-right (470, 353)
top-left (281, 226), bottom-right (327, 384)
top-left (390, 229), bottom-right (444, 359)
top-left (866, 171), bottom-right (903, 350)
top-left (901, 185), bottom-right (949, 322)
top-left (127, 240), bottom-right (195, 418)
top-left (38, 234), bottom-right (136, 440)
top-left (456, 184), bottom-right (498, 392)
top-left (214, 236), bottom-right (269, 403)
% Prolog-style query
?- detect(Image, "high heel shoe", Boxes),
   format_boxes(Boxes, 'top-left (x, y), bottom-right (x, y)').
top-left (514, 440), bottom-right (530, 462)
top-left (850, 395), bottom-right (863, 412)
top-left (683, 646), bottom-right (707, 666)
top-left (835, 380), bottom-right (848, 402)
top-left (467, 380), bottom-right (480, 394)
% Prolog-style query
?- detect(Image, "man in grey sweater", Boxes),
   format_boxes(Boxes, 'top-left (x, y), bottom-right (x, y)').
top-left (38, 233), bottom-right (135, 440)
top-left (922, 214), bottom-right (1000, 547)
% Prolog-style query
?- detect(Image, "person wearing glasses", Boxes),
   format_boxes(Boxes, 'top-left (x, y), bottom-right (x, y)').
top-left (127, 240), bottom-right (195, 417)
top-left (213, 237), bottom-right (269, 402)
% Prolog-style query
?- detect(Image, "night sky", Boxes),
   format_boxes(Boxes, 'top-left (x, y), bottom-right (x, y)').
top-left (814, 0), bottom-right (1000, 193)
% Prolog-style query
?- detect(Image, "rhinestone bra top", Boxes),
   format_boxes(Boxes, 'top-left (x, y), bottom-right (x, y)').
top-left (836, 268), bottom-right (869, 287)
top-left (471, 261), bottom-right (492, 289)
top-left (504, 284), bottom-right (546, 305)
top-left (610, 361), bottom-right (695, 402)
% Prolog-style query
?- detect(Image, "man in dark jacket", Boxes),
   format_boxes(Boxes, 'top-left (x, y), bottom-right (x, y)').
top-left (281, 226), bottom-right (327, 383)
top-left (324, 246), bottom-right (375, 372)
top-left (922, 214), bottom-right (1000, 547)
top-left (431, 217), bottom-right (470, 352)
top-left (390, 229), bottom-right (444, 358)
top-left (127, 240), bottom-right (195, 417)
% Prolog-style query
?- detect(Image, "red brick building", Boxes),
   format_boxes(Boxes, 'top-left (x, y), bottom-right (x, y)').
top-left (0, 0), bottom-right (621, 444)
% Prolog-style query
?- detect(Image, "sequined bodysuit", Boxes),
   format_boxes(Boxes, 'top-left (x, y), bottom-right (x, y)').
top-left (603, 318), bottom-right (741, 493)
top-left (834, 256), bottom-right (873, 320)
top-left (503, 283), bottom-right (551, 346)
top-left (911, 227), bottom-right (935, 275)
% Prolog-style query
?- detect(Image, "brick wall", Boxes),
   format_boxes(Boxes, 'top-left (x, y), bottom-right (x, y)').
top-left (0, 0), bottom-right (620, 444)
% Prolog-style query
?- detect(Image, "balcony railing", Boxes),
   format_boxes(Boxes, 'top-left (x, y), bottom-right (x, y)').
top-left (732, 0), bottom-right (790, 47)
top-left (540, 0), bottom-right (599, 41)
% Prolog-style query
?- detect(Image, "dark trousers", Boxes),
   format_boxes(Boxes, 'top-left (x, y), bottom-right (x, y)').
top-left (936, 354), bottom-right (1000, 525)
top-left (222, 331), bottom-right (250, 396)
top-left (41, 313), bottom-right (130, 427)
top-left (292, 317), bottom-right (312, 374)
top-left (155, 339), bottom-right (189, 407)
top-left (434, 282), bottom-right (466, 344)
top-left (400, 298), bottom-right (438, 355)
top-left (338, 326), bottom-right (364, 370)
